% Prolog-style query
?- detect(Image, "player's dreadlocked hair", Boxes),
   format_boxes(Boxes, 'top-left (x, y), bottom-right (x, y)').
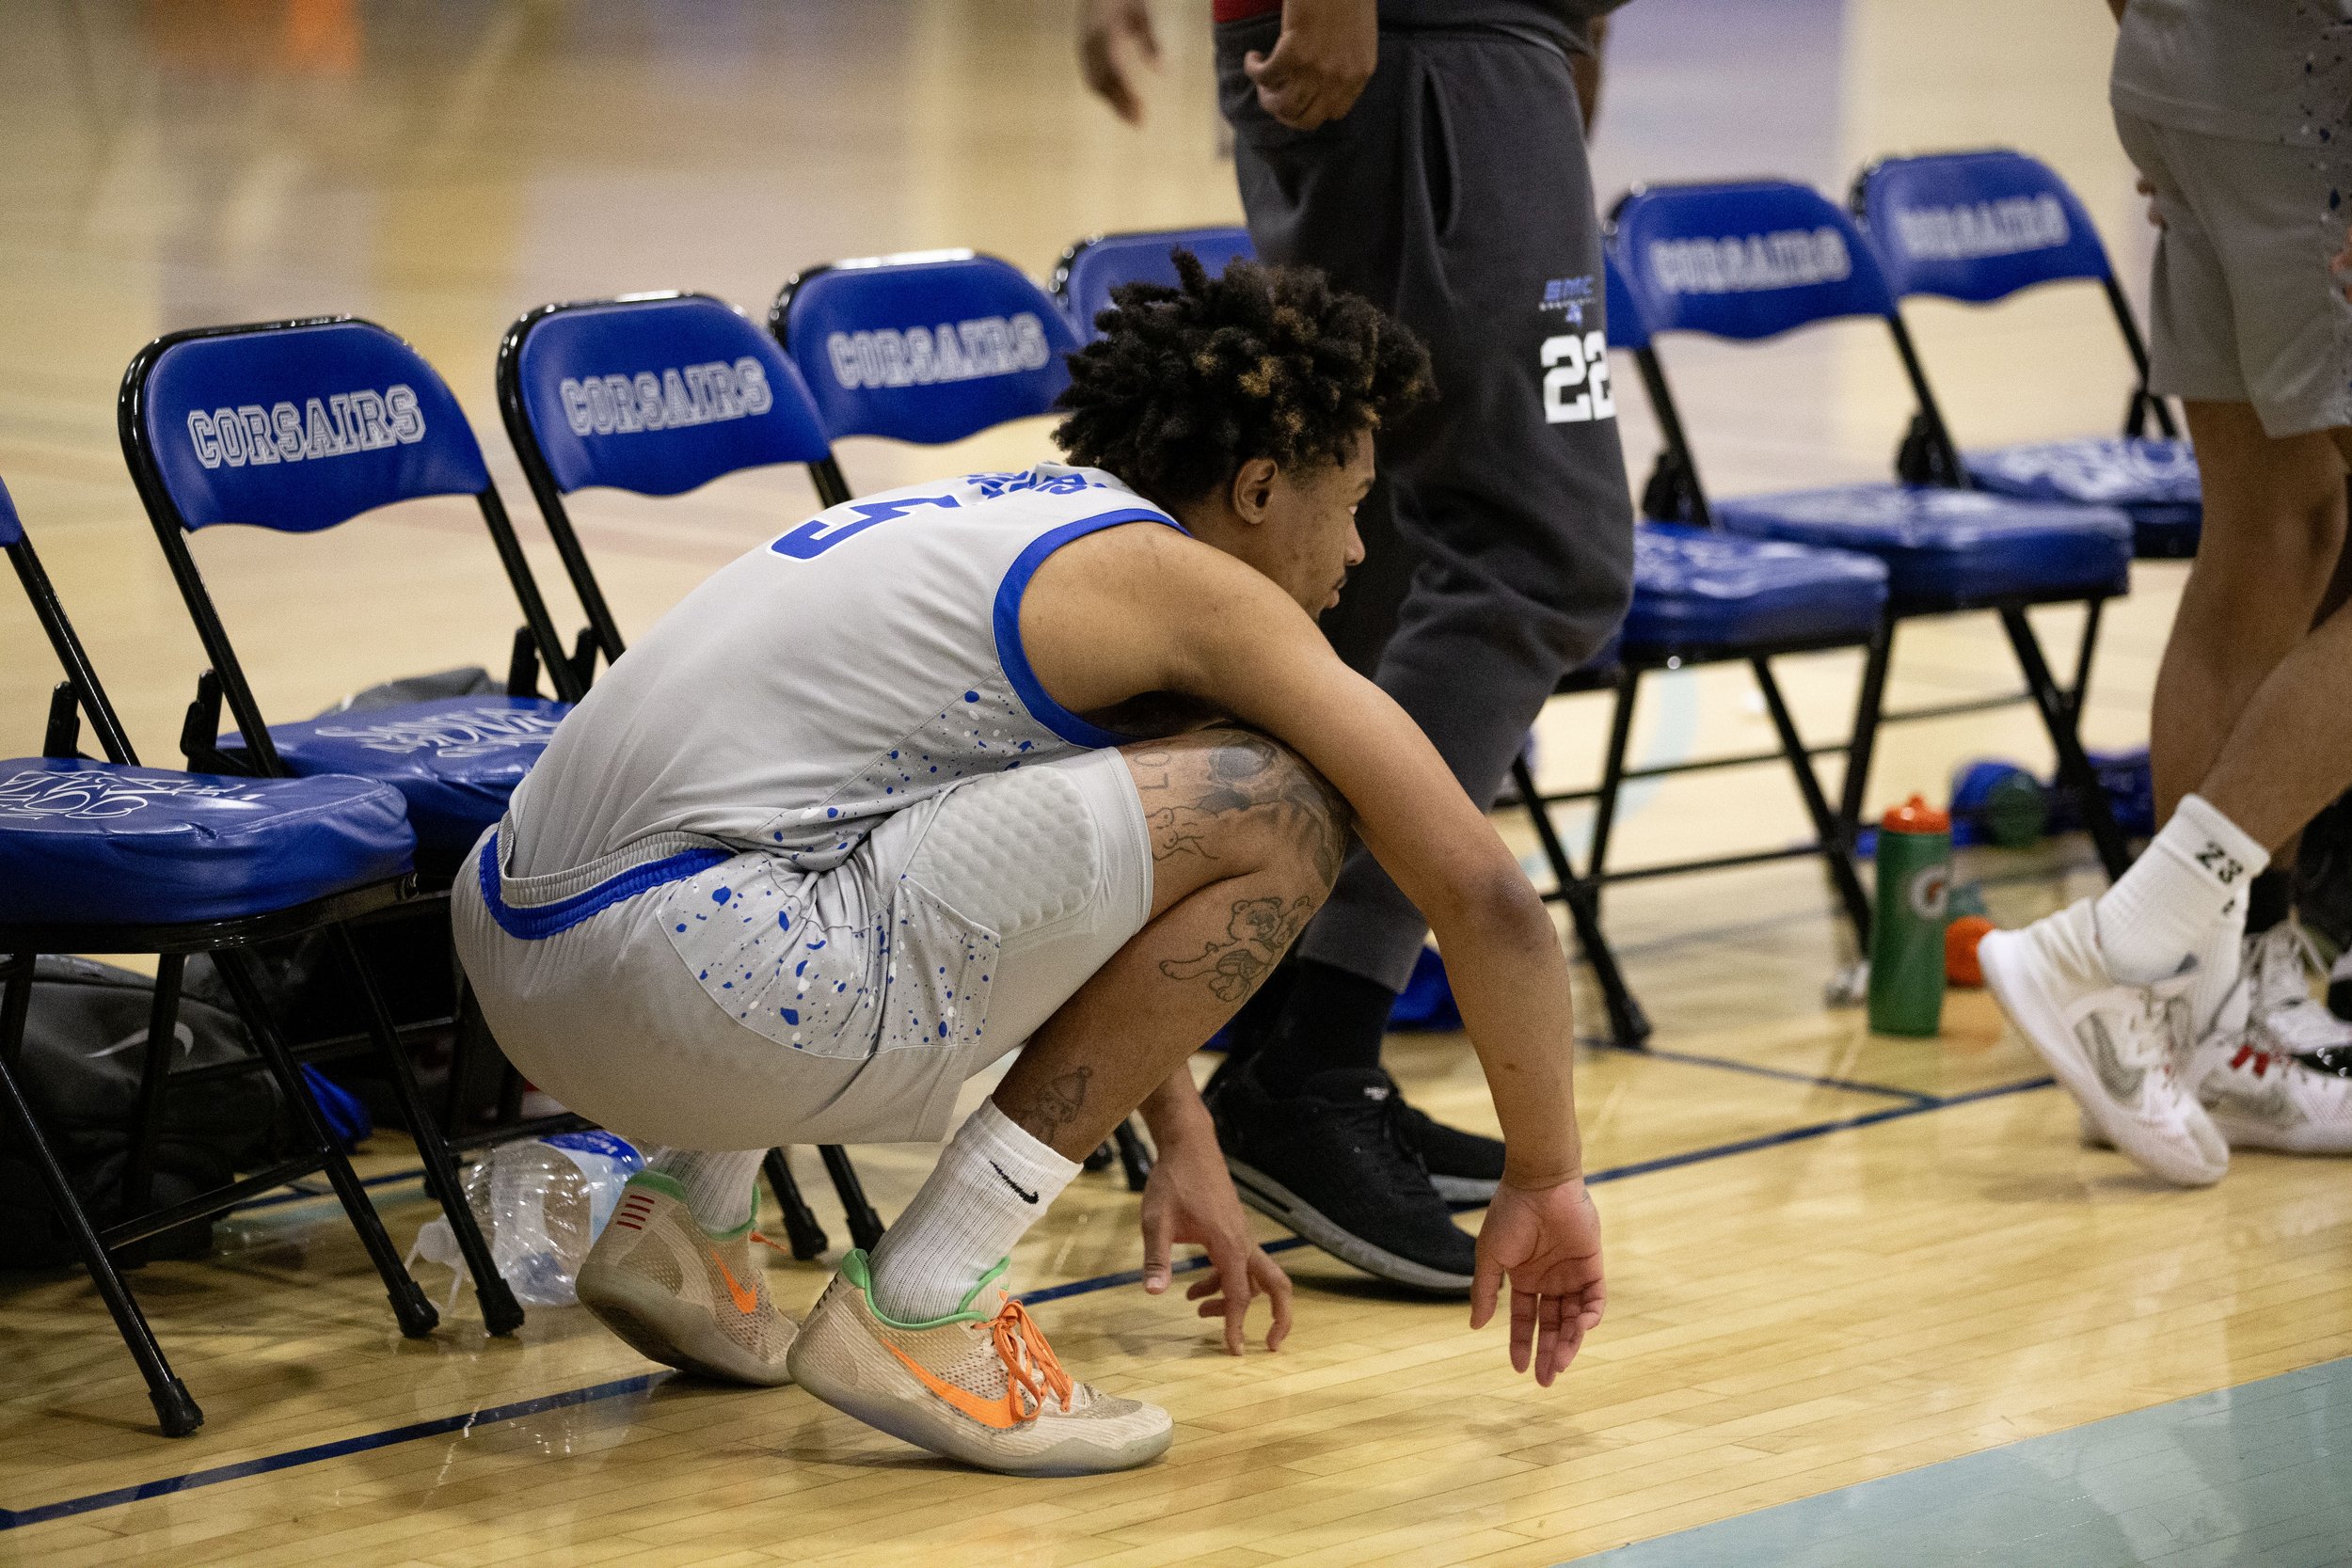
top-left (1053, 250), bottom-right (1433, 507)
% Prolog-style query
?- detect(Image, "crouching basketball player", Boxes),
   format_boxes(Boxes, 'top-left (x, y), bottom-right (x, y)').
top-left (452, 254), bottom-right (1606, 1476)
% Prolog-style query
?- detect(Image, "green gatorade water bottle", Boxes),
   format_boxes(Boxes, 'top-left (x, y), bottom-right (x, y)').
top-left (1867, 796), bottom-right (1951, 1037)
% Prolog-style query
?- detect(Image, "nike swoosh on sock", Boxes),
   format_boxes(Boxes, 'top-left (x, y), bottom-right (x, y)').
top-left (990, 1161), bottom-right (1040, 1204)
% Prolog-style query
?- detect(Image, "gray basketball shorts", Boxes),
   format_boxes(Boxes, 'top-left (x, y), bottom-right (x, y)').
top-left (2116, 108), bottom-right (2352, 438)
top-left (450, 746), bottom-right (1152, 1150)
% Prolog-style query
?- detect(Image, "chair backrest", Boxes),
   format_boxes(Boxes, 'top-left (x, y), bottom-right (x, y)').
top-left (1853, 150), bottom-right (2111, 304)
top-left (121, 317), bottom-right (491, 534)
top-left (1603, 257), bottom-right (1648, 352)
top-left (119, 317), bottom-right (584, 753)
top-left (1609, 180), bottom-right (1898, 341)
top-left (3, 476), bottom-right (138, 766)
top-left (499, 293), bottom-right (834, 499)
top-left (771, 250), bottom-right (1081, 445)
top-left (1052, 227), bottom-right (1256, 341)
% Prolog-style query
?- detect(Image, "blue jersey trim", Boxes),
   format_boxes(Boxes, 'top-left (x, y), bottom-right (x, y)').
top-left (476, 833), bottom-right (733, 942)
top-left (992, 506), bottom-right (1187, 750)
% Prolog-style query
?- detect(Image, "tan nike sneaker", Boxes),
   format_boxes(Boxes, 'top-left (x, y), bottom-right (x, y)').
top-left (786, 1250), bottom-right (1172, 1476)
top-left (575, 1172), bottom-right (797, 1385)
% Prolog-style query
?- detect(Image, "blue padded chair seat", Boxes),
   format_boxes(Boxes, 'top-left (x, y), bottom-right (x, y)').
top-left (1710, 485), bottom-right (2131, 609)
top-left (0, 760), bottom-right (413, 926)
top-left (1963, 436), bottom-right (2201, 558)
top-left (1620, 523), bottom-right (1888, 658)
top-left (246, 696), bottom-right (568, 855)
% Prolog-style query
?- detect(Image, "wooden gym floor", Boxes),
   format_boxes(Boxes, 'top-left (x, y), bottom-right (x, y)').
top-left (3, 3), bottom-right (2348, 1564)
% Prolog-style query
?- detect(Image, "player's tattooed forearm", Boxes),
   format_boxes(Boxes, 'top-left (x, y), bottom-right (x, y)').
top-left (1158, 894), bottom-right (1314, 1003)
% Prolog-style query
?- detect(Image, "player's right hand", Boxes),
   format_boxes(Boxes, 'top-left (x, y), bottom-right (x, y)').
top-left (1470, 1177), bottom-right (1605, 1387)
top-left (1078, 0), bottom-right (1161, 126)
top-left (1243, 0), bottom-right (1377, 131)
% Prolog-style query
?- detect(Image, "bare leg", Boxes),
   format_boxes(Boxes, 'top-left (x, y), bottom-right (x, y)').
top-left (2152, 401), bottom-right (2346, 832)
top-left (992, 729), bottom-right (1348, 1160)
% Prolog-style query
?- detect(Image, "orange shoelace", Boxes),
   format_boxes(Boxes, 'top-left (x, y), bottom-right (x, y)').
top-left (989, 1297), bottom-right (1075, 1418)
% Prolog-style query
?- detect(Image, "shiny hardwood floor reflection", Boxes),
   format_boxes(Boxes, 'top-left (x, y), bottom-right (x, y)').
top-left (5, 3), bottom-right (2342, 1566)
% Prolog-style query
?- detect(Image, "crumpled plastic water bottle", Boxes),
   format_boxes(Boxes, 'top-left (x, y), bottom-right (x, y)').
top-left (406, 1130), bottom-right (644, 1309)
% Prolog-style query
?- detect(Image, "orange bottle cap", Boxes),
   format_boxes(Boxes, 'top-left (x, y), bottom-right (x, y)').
top-left (1881, 794), bottom-right (1950, 833)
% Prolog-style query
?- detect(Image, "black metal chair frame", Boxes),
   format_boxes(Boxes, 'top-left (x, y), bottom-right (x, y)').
top-left (115, 317), bottom-right (621, 1319)
top-left (1848, 153), bottom-right (2184, 516)
top-left (1, 521), bottom-right (524, 1438)
top-left (1625, 305), bottom-right (2134, 878)
top-left (494, 293), bottom-right (883, 1255)
top-left (1521, 266), bottom-right (2135, 1049)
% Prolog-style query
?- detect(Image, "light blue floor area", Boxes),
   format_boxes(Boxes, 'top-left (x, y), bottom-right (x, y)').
top-left (1566, 1359), bottom-right (2352, 1568)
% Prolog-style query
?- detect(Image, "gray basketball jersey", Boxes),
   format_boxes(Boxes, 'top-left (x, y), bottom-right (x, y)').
top-left (503, 462), bottom-right (1177, 879)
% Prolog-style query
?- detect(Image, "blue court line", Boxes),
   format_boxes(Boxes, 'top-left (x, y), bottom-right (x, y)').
top-left (0, 1073), bottom-right (2056, 1534)
top-left (0, 1374), bottom-right (669, 1531)
top-left (1586, 1040), bottom-right (1934, 1103)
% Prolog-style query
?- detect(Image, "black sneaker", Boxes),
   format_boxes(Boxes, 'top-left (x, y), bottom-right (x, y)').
top-left (1205, 1062), bottom-right (1476, 1293)
top-left (1392, 1099), bottom-right (1503, 1204)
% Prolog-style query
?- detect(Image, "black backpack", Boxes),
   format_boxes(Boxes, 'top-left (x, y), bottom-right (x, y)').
top-left (0, 957), bottom-right (294, 1265)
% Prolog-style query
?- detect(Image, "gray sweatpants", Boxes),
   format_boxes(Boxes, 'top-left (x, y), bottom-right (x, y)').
top-left (1217, 17), bottom-right (1636, 991)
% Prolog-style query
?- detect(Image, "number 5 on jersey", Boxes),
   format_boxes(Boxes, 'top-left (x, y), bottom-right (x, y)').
top-left (1541, 330), bottom-right (1614, 425)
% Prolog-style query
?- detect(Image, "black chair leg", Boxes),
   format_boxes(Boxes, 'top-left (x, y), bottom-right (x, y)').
top-left (764, 1148), bottom-right (829, 1259)
top-left (2000, 605), bottom-right (2133, 879)
top-left (1751, 657), bottom-right (1874, 945)
top-left (1514, 754), bottom-right (1651, 1048)
top-left (213, 951), bottom-right (440, 1339)
top-left (1585, 672), bottom-right (1641, 918)
top-left (117, 953), bottom-right (184, 1272)
top-left (1836, 622), bottom-right (1896, 848)
top-left (819, 1145), bottom-right (885, 1252)
top-left (1112, 1118), bottom-right (1152, 1191)
top-left (329, 928), bottom-right (523, 1336)
top-left (2070, 597), bottom-right (2105, 722)
top-left (0, 955), bottom-right (201, 1437)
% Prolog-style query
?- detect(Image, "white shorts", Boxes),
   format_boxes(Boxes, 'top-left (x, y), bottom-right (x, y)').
top-left (451, 747), bottom-right (1152, 1149)
top-left (2117, 108), bottom-right (2352, 438)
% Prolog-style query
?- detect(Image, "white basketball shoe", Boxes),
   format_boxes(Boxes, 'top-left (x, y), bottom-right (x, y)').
top-left (575, 1173), bottom-right (798, 1385)
top-left (2083, 924), bottom-right (2352, 1156)
top-left (1979, 898), bottom-right (2229, 1186)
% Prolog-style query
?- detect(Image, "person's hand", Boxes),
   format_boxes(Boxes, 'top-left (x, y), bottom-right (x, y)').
top-left (1243, 0), bottom-right (1377, 131)
top-left (1139, 1122), bottom-right (1295, 1354)
top-left (2137, 175), bottom-right (2163, 229)
top-left (1470, 1177), bottom-right (1605, 1386)
top-left (1078, 0), bottom-right (1160, 126)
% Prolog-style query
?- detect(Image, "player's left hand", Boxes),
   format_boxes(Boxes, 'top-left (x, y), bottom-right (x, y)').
top-left (1077, 0), bottom-right (1161, 126)
top-left (1140, 1124), bottom-right (1295, 1354)
top-left (1470, 1176), bottom-right (1605, 1386)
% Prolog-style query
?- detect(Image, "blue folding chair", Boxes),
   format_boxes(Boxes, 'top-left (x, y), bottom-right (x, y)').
top-left (1510, 261), bottom-right (1893, 1047)
top-left (770, 251), bottom-right (1158, 1182)
top-left (1052, 226), bottom-right (1256, 341)
top-left (118, 317), bottom-right (582, 876)
top-left (771, 249), bottom-right (1083, 457)
top-left (117, 317), bottom-right (600, 1278)
top-left (1854, 149), bottom-right (2199, 559)
top-left (497, 291), bottom-right (846, 686)
top-left (0, 475), bottom-right (523, 1436)
top-left (496, 290), bottom-right (882, 1256)
top-left (1611, 180), bottom-right (2137, 880)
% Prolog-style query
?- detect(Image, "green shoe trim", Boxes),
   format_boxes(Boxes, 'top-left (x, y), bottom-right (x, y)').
top-left (620, 1169), bottom-right (754, 1242)
top-left (840, 1249), bottom-right (1009, 1331)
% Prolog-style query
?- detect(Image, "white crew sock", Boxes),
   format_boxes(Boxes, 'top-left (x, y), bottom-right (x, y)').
top-left (867, 1099), bottom-right (1079, 1323)
top-left (2185, 894), bottom-right (2249, 1041)
top-left (2094, 793), bottom-right (2269, 989)
top-left (644, 1148), bottom-right (766, 1233)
